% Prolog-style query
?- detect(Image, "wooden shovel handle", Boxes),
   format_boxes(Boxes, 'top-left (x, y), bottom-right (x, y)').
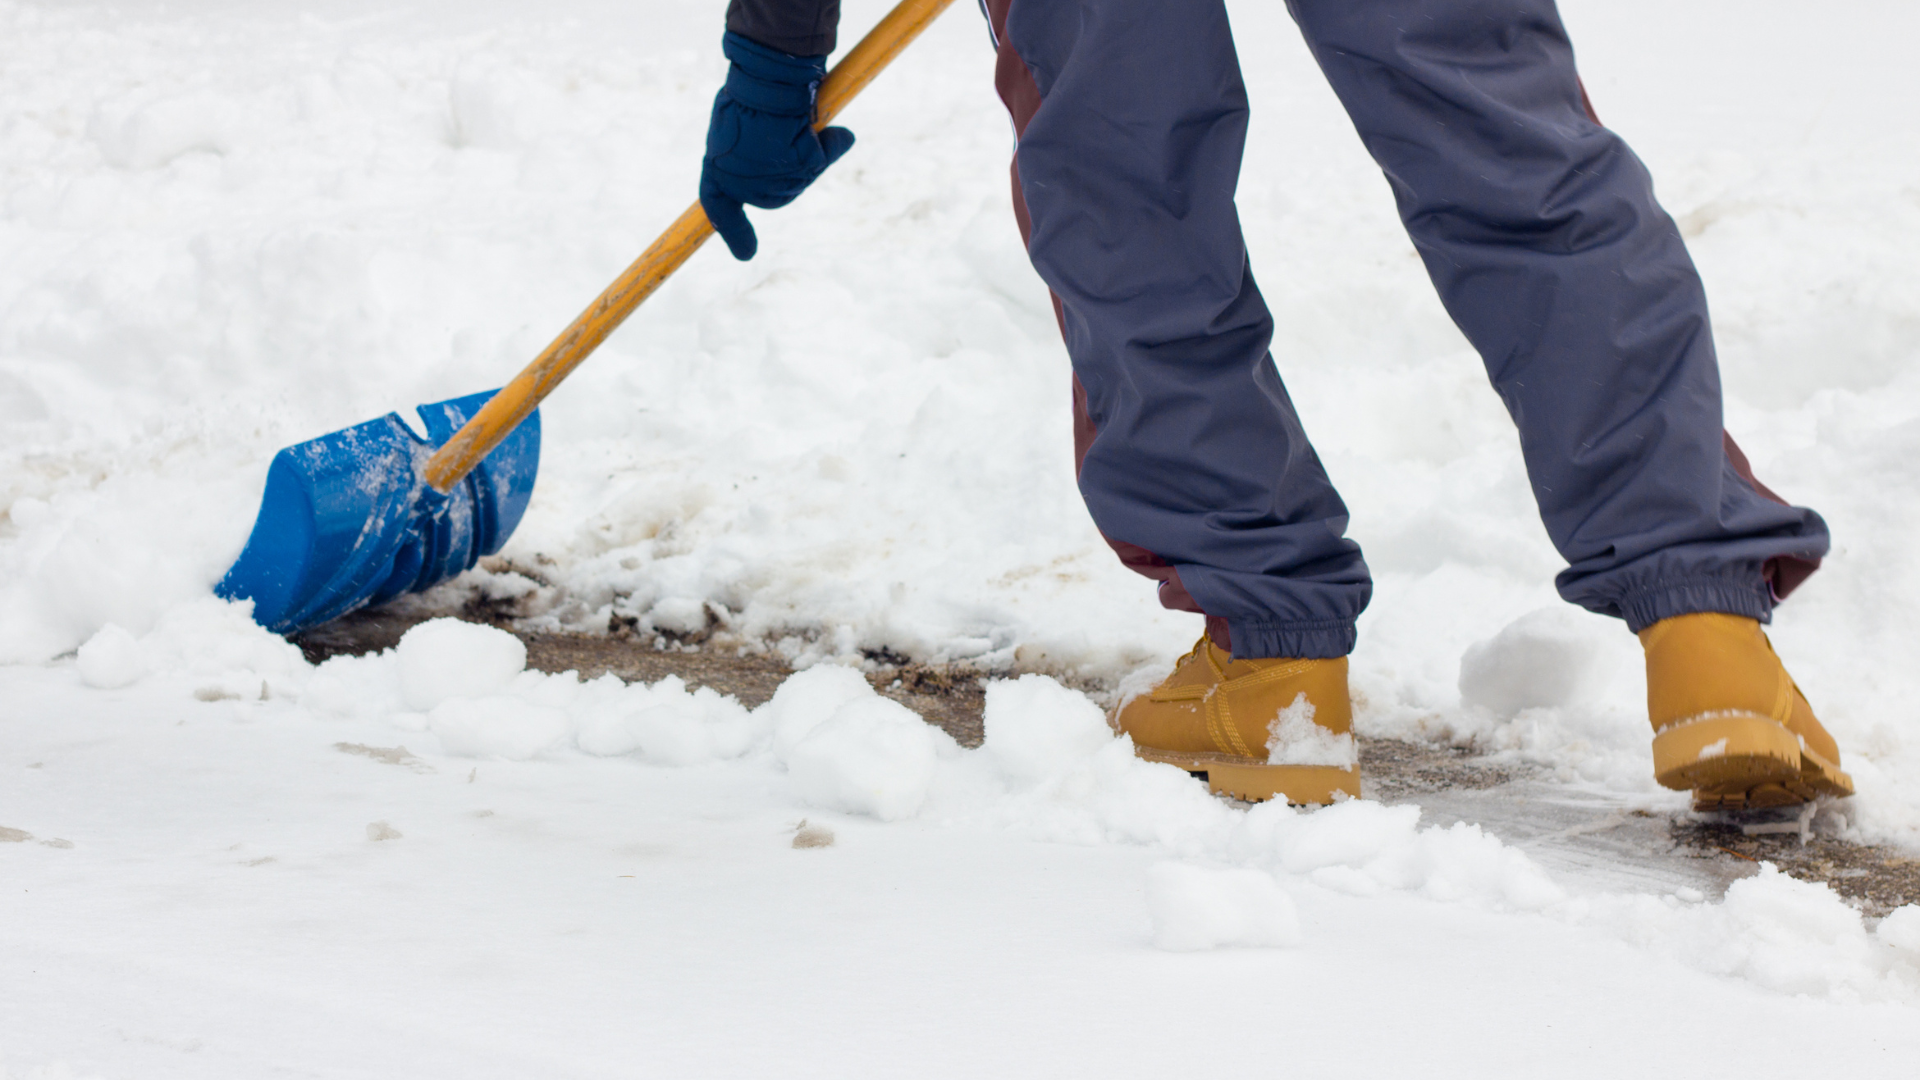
top-left (424, 0), bottom-right (959, 493)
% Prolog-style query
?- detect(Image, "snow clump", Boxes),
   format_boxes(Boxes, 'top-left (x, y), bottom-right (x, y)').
top-left (1580, 867), bottom-right (1920, 1001)
top-left (761, 664), bottom-right (878, 763)
top-left (395, 619), bottom-right (528, 711)
top-left (785, 694), bottom-right (959, 822)
top-left (981, 673), bottom-right (1113, 786)
top-left (297, 618), bottom-right (765, 765)
top-left (75, 624), bottom-right (144, 690)
top-left (69, 598), bottom-right (311, 701)
top-left (1265, 692), bottom-right (1356, 767)
top-left (1457, 606), bottom-right (1610, 717)
top-left (1229, 799), bottom-right (1568, 910)
top-left (1880, 906), bottom-right (1920, 972)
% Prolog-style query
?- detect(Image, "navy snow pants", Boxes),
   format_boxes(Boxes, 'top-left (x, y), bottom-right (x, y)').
top-left (981, 0), bottom-right (1830, 659)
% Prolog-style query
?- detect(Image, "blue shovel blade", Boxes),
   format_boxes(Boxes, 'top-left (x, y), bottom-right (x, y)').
top-left (216, 390), bottom-right (540, 635)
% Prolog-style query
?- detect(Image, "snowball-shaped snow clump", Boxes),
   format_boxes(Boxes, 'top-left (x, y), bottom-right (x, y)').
top-left (786, 695), bottom-right (951, 821)
top-left (76, 623), bottom-right (145, 689)
top-left (396, 618), bottom-right (527, 711)
top-left (1146, 862), bottom-right (1301, 951)
top-left (1878, 905), bottom-right (1920, 967)
top-left (1457, 606), bottom-right (1605, 717)
top-left (760, 664), bottom-right (878, 763)
top-left (982, 673), bottom-right (1113, 786)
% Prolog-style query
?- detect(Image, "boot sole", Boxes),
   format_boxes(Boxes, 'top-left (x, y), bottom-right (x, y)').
top-left (1133, 747), bottom-right (1360, 805)
top-left (1651, 712), bottom-right (1855, 811)
top-left (1689, 746), bottom-right (1855, 813)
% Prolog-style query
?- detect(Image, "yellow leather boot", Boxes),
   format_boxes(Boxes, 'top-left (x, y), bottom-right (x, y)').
top-left (1639, 612), bottom-right (1853, 811)
top-left (1113, 633), bottom-right (1360, 804)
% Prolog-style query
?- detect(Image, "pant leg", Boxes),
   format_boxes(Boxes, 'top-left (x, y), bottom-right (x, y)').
top-left (994, 0), bottom-right (1371, 660)
top-left (1286, 0), bottom-right (1829, 630)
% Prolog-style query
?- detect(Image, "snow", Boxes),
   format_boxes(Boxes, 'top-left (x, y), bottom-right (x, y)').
top-left (980, 672), bottom-right (1113, 786)
top-left (395, 618), bottom-right (527, 710)
top-left (6, 0), bottom-right (1920, 1074)
top-left (72, 623), bottom-right (142, 690)
top-left (1145, 862), bottom-right (1303, 951)
top-left (764, 662), bottom-right (876, 760)
top-left (1457, 606), bottom-right (1609, 719)
top-left (1266, 691), bottom-right (1357, 767)
top-left (786, 694), bottom-right (953, 820)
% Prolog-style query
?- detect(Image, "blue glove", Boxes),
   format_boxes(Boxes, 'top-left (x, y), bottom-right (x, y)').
top-left (700, 31), bottom-right (856, 261)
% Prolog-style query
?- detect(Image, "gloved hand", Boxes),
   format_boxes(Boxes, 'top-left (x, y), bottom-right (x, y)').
top-left (699, 31), bottom-right (856, 261)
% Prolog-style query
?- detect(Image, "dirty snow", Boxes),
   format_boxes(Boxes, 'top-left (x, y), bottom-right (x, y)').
top-left (5, 0), bottom-right (1920, 1075)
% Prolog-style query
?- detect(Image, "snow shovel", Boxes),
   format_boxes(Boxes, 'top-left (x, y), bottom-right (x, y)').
top-left (217, 0), bottom-right (958, 634)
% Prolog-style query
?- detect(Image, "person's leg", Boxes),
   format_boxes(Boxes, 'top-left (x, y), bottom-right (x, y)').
top-left (1285, 0), bottom-right (1829, 627)
top-left (984, 0), bottom-right (1370, 662)
top-left (1286, 0), bottom-right (1848, 808)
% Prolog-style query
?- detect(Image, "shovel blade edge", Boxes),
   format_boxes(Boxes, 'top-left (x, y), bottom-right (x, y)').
top-left (216, 390), bottom-right (541, 635)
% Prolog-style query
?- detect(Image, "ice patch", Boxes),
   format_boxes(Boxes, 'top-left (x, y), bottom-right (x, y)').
top-left (1698, 738), bottom-right (1730, 760)
top-left (396, 619), bottom-right (527, 711)
top-left (1146, 862), bottom-right (1302, 951)
top-left (1265, 692), bottom-right (1356, 767)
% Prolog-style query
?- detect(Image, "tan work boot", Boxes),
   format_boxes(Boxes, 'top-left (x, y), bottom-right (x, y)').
top-left (1639, 612), bottom-right (1853, 812)
top-left (1113, 633), bottom-right (1360, 804)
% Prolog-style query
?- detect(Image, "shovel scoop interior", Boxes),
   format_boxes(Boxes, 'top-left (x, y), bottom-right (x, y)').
top-left (216, 390), bottom-right (539, 634)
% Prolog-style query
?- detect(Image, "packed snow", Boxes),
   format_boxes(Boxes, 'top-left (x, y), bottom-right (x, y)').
top-left (1266, 692), bottom-right (1356, 767)
top-left (5, 0), bottom-right (1920, 1075)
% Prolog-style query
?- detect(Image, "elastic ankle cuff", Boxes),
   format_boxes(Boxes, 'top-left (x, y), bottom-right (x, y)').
top-left (1618, 576), bottom-right (1774, 634)
top-left (1225, 617), bottom-right (1355, 660)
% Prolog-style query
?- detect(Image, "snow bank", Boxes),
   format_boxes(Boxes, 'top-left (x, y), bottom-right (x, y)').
top-left (342, 628), bottom-right (796, 771)
top-left (71, 598), bottom-right (309, 702)
top-left (1580, 868), bottom-right (1920, 1001)
top-left (32, 599), bottom-right (1920, 1006)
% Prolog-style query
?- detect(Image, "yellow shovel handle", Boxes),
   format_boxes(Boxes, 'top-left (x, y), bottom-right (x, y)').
top-left (424, 0), bottom-right (959, 493)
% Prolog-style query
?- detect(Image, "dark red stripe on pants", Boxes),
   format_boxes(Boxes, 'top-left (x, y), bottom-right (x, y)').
top-left (985, 0), bottom-right (1220, 640)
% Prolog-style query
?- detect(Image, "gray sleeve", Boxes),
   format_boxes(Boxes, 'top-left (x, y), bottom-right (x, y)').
top-left (726, 0), bottom-right (842, 56)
